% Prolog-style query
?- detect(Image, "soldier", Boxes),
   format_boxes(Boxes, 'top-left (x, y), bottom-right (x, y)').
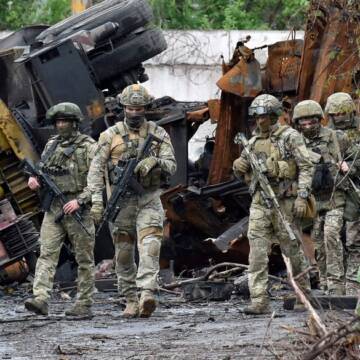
top-left (293, 100), bottom-right (346, 295)
top-left (233, 94), bottom-right (313, 314)
top-left (88, 84), bottom-right (176, 318)
top-left (24, 103), bottom-right (97, 317)
top-left (325, 92), bottom-right (360, 294)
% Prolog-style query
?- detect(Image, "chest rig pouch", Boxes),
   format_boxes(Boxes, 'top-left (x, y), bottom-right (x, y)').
top-left (42, 136), bottom-right (89, 194)
top-left (108, 122), bottom-right (162, 188)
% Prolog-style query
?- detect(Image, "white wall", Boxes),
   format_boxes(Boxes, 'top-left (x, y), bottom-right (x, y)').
top-left (144, 30), bottom-right (304, 102)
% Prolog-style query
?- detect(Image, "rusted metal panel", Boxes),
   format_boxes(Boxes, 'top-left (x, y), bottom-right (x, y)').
top-left (264, 39), bottom-right (303, 94)
top-left (298, 0), bottom-right (360, 104)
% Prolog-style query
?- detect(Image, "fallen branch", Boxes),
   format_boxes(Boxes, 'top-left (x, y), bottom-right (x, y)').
top-left (258, 311), bottom-right (276, 359)
top-left (302, 316), bottom-right (360, 360)
top-left (282, 254), bottom-right (327, 336)
top-left (163, 262), bottom-right (248, 290)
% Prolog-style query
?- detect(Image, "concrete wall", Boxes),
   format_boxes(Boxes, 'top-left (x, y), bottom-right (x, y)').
top-left (144, 30), bottom-right (304, 101)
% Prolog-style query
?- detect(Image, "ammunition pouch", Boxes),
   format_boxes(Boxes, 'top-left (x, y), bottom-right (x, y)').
top-left (139, 166), bottom-right (162, 189)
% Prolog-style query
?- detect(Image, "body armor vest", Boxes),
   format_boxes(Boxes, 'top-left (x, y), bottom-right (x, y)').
top-left (107, 121), bottom-right (162, 187)
top-left (41, 135), bottom-right (92, 194)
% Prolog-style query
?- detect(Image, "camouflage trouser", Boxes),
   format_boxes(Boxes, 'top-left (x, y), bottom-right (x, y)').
top-left (346, 220), bottom-right (360, 294)
top-left (33, 205), bottom-right (95, 305)
top-left (247, 194), bottom-right (309, 305)
top-left (312, 207), bottom-right (345, 293)
top-left (111, 192), bottom-right (164, 297)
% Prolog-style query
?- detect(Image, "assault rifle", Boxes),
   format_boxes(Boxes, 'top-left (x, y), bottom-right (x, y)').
top-left (96, 133), bottom-right (161, 236)
top-left (234, 132), bottom-right (299, 242)
top-left (23, 159), bottom-right (91, 237)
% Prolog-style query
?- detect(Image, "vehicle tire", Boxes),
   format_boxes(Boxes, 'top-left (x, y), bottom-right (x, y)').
top-left (36, 0), bottom-right (153, 44)
top-left (90, 28), bottom-right (166, 83)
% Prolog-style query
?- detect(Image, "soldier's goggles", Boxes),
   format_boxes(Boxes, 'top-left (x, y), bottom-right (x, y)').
top-left (297, 117), bottom-right (319, 125)
top-left (248, 106), bottom-right (270, 116)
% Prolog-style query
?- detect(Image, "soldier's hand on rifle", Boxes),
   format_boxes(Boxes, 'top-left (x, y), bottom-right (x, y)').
top-left (293, 196), bottom-right (307, 218)
top-left (338, 161), bottom-right (349, 173)
top-left (28, 176), bottom-right (40, 190)
top-left (233, 157), bottom-right (250, 174)
top-left (90, 202), bottom-right (104, 225)
top-left (63, 199), bottom-right (80, 214)
top-left (134, 156), bottom-right (158, 177)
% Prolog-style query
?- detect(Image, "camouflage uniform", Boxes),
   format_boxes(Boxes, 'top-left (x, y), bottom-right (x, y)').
top-left (87, 101), bottom-right (176, 302)
top-left (29, 103), bottom-right (97, 312)
top-left (325, 92), bottom-right (360, 294)
top-left (233, 95), bottom-right (313, 311)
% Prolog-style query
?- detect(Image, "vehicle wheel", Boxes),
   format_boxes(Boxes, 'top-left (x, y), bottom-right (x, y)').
top-left (91, 29), bottom-right (167, 83)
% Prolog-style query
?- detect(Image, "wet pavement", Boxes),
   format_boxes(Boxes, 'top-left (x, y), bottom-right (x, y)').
top-left (0, 286), bottom-right (354, 359)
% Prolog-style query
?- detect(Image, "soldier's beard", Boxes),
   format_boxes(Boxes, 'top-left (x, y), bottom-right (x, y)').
top-left (125, 112), bottom-right (145, 130)
top-left (301, 124), bottom-right (320, 139)
top-left (256, 118), bottom-right (271, 134)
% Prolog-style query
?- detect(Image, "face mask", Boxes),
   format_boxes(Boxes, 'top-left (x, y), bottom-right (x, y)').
top-left (298, 118), bottom-right (320, 138)
top-left (331, 114), bottom-right (353, 129)
top-left (256, 116), bottom-right (272, 133)
top-left (125, 112), bottom-right (145, 130)
top-left (56, 120), bottom-right (76, 139)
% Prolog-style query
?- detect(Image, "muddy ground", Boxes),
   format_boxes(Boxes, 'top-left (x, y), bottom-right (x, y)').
top-left (0, 284), bottom-right (355, 360)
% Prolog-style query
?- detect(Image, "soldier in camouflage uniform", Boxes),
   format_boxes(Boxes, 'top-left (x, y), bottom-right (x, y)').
top-left (293, 100), bottom-right (346, 295)
top-left (233, 94), bottom-right (314, 314)
top-left (325, 92), bottom-right (360, 294)
top-left (24, 103), bottom-right (97, 317)
top-left (88, 84), bottom-right (176, 318)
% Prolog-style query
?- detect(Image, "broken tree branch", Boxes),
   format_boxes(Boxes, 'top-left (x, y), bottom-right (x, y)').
top-left (282, 254), bottom-right (327, 336)
top-left (163, 262), bottom-right (248, 290)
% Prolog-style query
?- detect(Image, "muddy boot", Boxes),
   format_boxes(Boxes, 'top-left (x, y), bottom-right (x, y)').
top-left (139, 290), bottom-right (156, 318)
top-left (243, 301), bottom-right (270, 315)
top-left (24, 297), bottom-right (48, 316)
top-left (122, 297), bottom-right (139, 318)
top-left (65, 303), bottom-right (93, 317)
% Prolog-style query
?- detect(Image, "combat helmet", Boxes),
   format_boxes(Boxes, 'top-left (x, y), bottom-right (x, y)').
top-left (46, 102), bottom-right (84, 123)
top-left (324, 92), bottom-right (356, 129)
top-left (293, 100), bottom-right (324, 122)
top-left (118, 84), bottom-right (153, 107)
top-left (325, 92), bottom-right (356, 115)
top-left (293, 100), bottom-right (323, 138)
top-left (248, 94), bottom-right (283, 124)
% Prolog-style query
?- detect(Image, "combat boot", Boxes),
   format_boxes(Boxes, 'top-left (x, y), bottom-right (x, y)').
top-left (243, 301), bottom-right (270, 315)
top-left (65, 303), bottom-right (93, 317)
top-left (24, 297), bottom-right (48, 316)
top-left (139, 290), bottom-right (156, 318)
top-left (122, 296), bottom-right (140, 318)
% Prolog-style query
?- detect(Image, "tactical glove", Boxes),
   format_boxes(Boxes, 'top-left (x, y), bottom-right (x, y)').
top-left (134, 156), bottom-right (158, 178)
top-left (293, 196), bottom-right (307, 218)
top-left (233, 157), bottom-right (250, 174)
top-left (90, 201), bottom-right (104, 225)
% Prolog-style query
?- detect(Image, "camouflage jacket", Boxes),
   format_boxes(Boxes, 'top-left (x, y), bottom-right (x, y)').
top-left (334, 117), bottom-right (360, 184)
top-left (235, 124), bottom-right (314, 197)
top-left (40, 132), bottom-right (97, 205)
top-left (303, 126), bottom-right (345, 208)
top-left (88, 120), bottom-right (177, 203)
